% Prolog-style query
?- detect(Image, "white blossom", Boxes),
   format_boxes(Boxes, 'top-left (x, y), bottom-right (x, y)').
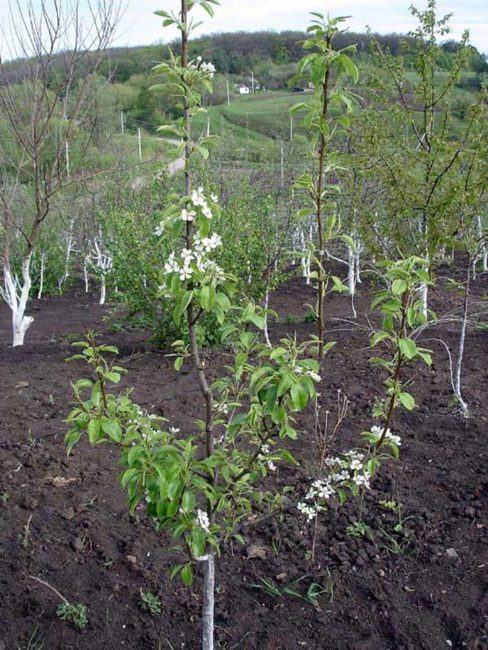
top-left (191, 187), bottom-right (206, 207)
top-left (354, 473), bottom-right (371, 489)
top-left (200, 61), bottom-right (216, 77)
top-left (307, 370), bottom-right (321, 382)
top-left (155, 222), bottom-right (164, 237)
top-left (164, 252), bottom-right (180, 274)
top-left (181, 208), bottom-right (196, 222)
top-left (385, 432), bottom-right (402, 446)
top-left (202, 204), bottom-right (213, 219)
top-left (325, 456), bottom-right (342, 467)
top-left (189, 58), bottom-right (216, 78)
top-left (179, 266), bottom-right (193, 281)
top-left (370, 425), bottom-right (401, 446)
top-left (196, 509), bottom-right (210, 532)
top-left (297, 502), bottom-right (320, 520)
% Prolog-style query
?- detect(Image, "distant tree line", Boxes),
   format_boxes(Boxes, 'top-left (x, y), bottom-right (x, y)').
top-left (91, 30), bottom-right (487, 83)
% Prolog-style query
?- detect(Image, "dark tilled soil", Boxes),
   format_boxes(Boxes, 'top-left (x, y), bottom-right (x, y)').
top-left (0, 275), bottom-right (487, 650)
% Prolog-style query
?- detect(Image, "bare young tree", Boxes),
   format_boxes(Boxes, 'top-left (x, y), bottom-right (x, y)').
top-left (0, 0), bottom-right (122, 345)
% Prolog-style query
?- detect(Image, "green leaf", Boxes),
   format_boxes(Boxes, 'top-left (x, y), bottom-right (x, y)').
top-left (271, 405), bottom-right (286, 425)
top-left (181, 564), bottom-right (193, 587)
top-left (174, 356), bottom-right (184, 371)
top-left (391, 279), bottom-right (407, 295)
top-left (370, 331), bottom-right (391, 347)
top-left (65, 429), bottom-right (82, 455)
top-left (279, 449), bottom-right (299, 466)
top-left (87, 419), bottom-right (102, 444)
top-left (276, 372), bottom-right (294, 397)
top-left (337, 53), bottom-right (359, 82)
top-left (101, 419), bottom-right (122, 443)
top-left (399, 391), bottom-right (415, 411)
top-left (417, 350), bottom-right (432, 366)
top-left (290, 383), bottom-right (308, 411)
top-left (270, 347), bottom-right (287, 360)
top-left (181, 491), bottom-right (196, 513)
top-left (399, 338), bottom-right (417, 360)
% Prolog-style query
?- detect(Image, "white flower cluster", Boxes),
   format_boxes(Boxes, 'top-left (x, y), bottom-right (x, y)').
top-left (257, 444), bottom-right (277, 472)
top-left (154, 190), bottom-right (217, 236)
top-left (370, 425), bottom-right (401, 447)
top-left (191, 187), bottom-right (213, 219)
top-left (196, 508), bottom-right (210, 532)
top-left (164, 233), bottom-right (224, 282)
top-left (213, 401), bottom-right (229, 415)
top-left (194, 233), bottom-right (222, 253)
top-left (293, 365), bottom-right (321, 382)
top-left (181, 208), bottom-right (196, 222)
top-left (297, 450), bottom-right (373, 520)
top-left (155, 222), bottom-right (165, 237)
top-left (189, 56), bottom-right (216, 78)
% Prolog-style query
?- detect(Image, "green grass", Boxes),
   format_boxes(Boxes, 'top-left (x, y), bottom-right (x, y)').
top-left (192, 91), bottom-right (312, 163)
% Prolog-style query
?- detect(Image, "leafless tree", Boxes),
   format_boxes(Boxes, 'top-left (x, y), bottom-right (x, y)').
top-left (0, 0), bottom-right (122, 345)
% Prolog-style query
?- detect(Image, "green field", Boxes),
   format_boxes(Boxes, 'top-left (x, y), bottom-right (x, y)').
top-left (191, 92), bottom-right (312, 162)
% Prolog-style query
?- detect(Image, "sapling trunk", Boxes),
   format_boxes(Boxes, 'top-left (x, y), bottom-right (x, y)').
top-left (99, 276), bottom-right (106, 305)
top-left (419, 272), bottom-right (429, 320)
top-left (37, 253), bottom-right (45, 300)
top-left (59, 227), bottom-right (75, 291)
top-left (83, 257), bottom-right (90, 293)
top-left (354, 236), bottom-right (362, 284)
top-left (376, 292), bottom-right (408, 448)
top-left (453, 262), bottom-right (470, 416)
top-left (263, 273), bottom-right (272, 348)
top-left (180, 3), bottom-right (215, 647)
top-left (3, 255), bottom-right (34, 347)
top-left (347, 245), bottom-right (357, 318)
top-left (200, 554), bottom-right (215, 650)
top-left (314, 33), bottom-right (332, 360)
top-left (476, 216), bottom-right (487, 272)
top-left (300, 230), bottom-right (310, 284)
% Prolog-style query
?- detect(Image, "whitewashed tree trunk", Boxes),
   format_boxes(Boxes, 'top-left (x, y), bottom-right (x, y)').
top-left (300, 230), bottom-right (310, 284)
top-left (2, 255), bottom-right (34, 346)
top-left (83, 255), bottom-right (90, 293)
top-left (454, 266), bottom-right (470, 417)
top-left (263, 282), bottom-right (271, 347)
top-left (347, 245), bottom-right (357, 319)
top-left (58, 223), bottom-right (76, 291)
top-left (419, 283), bottom-right (428, 320)
top-left (354, 240), bottom-right (362, 284)
top-left (99, 276), bottom-right (106, 305)
top-left (477, 215), bottom-right (487, 272)
top-left (91, 234), bottom-right (112, 305)
top-left (200, 554), bottom-right (215, 650)
top-left (37, 252), bottom-right (46, 299)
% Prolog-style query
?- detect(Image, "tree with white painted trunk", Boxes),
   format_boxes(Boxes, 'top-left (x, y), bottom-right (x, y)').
top-left (90, 231), bottom-right (113, 305)
top-left (0, 0), bottom-right (121, 346)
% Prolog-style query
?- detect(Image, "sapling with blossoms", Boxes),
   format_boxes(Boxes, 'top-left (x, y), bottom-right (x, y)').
top-left (64, 3), bottom-right (322, 649)
top-left (297, 257), bottom-right (434, 545)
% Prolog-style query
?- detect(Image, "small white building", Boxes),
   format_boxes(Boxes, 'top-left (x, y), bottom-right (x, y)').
top-left (236, 84), bottom-right (250, 95)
